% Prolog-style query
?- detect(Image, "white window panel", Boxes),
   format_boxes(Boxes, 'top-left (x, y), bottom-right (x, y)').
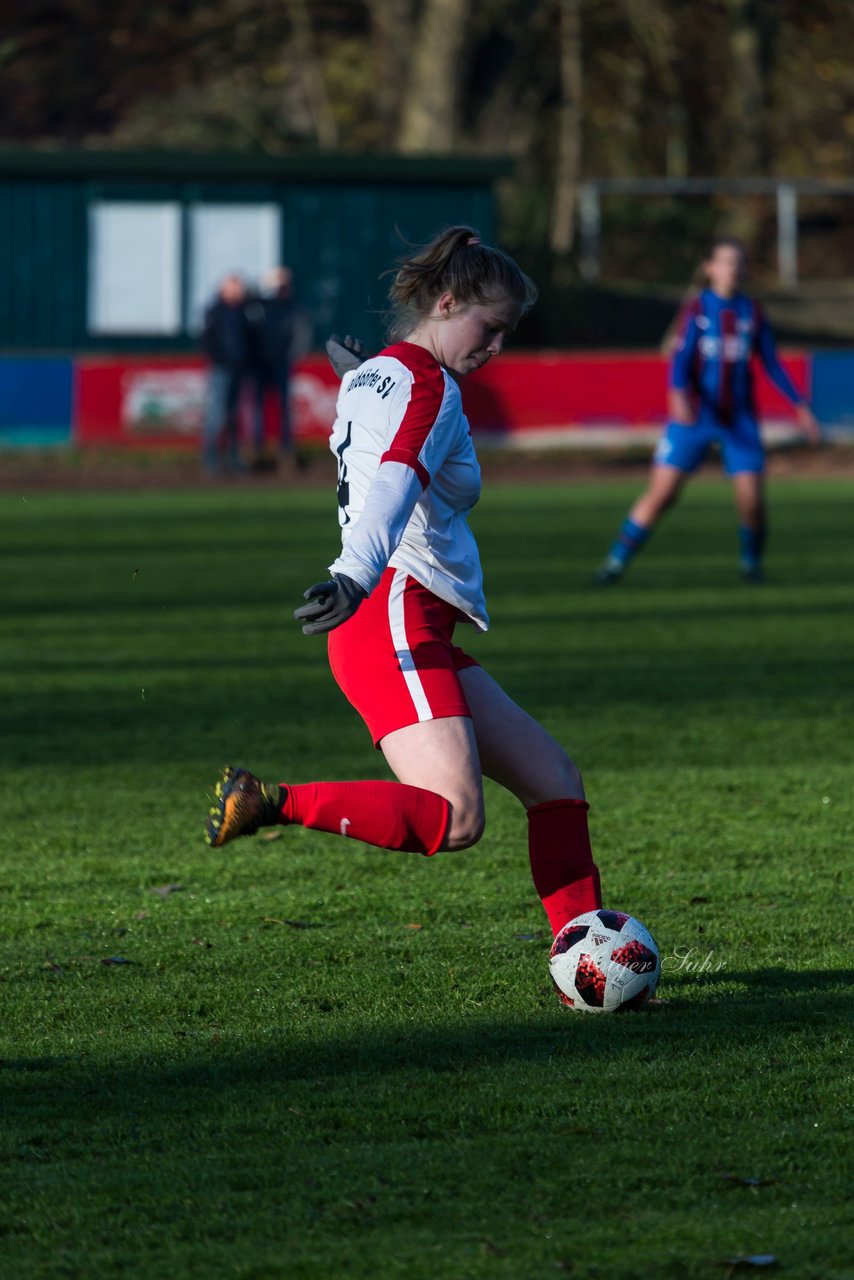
top-left (188, 203), bottom-right (281, 331)
top-left (89, 202), bottom-right (181, 335)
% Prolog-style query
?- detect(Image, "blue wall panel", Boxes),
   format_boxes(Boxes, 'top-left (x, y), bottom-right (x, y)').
top-left (0, 357), bottom-right (73, 445)
top-left (812, 352), bottom-right (854, 431)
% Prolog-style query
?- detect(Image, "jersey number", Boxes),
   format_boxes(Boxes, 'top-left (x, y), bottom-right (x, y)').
top-left (336, 421), bottom-right (352, 525)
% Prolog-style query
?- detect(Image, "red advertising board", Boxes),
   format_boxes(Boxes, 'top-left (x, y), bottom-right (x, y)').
top-left (75, 355), bottom-right (341, 448)
top-left (74, 351), bottom-right (809, 449)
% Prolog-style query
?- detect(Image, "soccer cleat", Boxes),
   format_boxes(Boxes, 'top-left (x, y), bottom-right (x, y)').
top-left (593, 558), bottom-right (624, 586)
top-left (205, 766), bottom-right (282, 848)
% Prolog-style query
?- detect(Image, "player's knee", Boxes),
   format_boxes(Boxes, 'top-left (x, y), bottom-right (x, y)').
top-left (522, 750), bottom-right (585, 808)
top-left (546, 755), bottom-right (585, 804)
top-left (444, 799), bottom-right (486, 850)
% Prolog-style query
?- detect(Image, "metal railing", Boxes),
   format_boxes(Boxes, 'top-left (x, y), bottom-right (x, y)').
top-left (577, 178), bottom-right (854, 286)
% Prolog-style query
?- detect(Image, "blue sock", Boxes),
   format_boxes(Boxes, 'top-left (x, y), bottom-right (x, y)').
top-left (606, 517), bottom-right (651, 569)
top-left (738, 525), bottom-right (765, 571)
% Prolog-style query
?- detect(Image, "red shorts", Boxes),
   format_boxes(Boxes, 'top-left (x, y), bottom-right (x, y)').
top-left (327, 567), bottom-right (480, 747)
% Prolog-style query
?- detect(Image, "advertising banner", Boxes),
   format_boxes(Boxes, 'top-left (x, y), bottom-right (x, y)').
top-left (67, 349), bottom-right (813, 450)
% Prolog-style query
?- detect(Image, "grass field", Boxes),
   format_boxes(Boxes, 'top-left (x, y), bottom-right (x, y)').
top-left (1, 475), bottom-right (851, 1280)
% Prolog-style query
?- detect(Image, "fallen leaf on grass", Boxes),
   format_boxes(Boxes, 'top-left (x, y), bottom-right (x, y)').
top-left (191, 938), bottom-right (212, 949)
top-left (43, 957), bottom-right (63, 974)
top-left (690, 895), bottom-right (711, 904)
top-left (151, 884), bottom-right (184, 898)
top-left (288, 1106), bottom-right (305, 1116)
top-left (134, 910), bottom-right (150, 921)
top-left (404, 923), bottom-right (423, 930)
top-left (720, 1174), bottom-right (780, 1188)
top-left (261, 830), bottom-right (284, 841)
top-left (101, 956), bottom-right (133, 966)
top-left (718, 1256), bottom-right (779, 1274)
top-left (261, 917), bottom-right (322, 929)
top-left (481, 1240), bottom-right (507, 1258)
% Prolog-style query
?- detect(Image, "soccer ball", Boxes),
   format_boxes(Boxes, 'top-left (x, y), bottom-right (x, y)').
top-left (549, 909), bottom-right (660, 1012)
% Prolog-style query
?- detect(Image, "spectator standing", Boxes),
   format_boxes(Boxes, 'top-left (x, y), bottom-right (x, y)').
top-left (248, 266), bottom-right (313, 469)
top-left (201, 273), bottom-right (251, 473)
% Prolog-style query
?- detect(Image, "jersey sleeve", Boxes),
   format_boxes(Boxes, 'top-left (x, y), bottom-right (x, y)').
top-left (328, 360), bottom-right (457, 594)
top-left (328, 461), bottom-right (423, 594)
top-left (669, 302), bottom-right (701, 390)
top-left (753, 305), bottom-right (802, 405)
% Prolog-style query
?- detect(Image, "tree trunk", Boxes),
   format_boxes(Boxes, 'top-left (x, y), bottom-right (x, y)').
top-left (726, 0), bottom-right (766, 174)
top-left (549, 0), bottom-right (582, 256)
top-left (369, 0), bottom-right (415, 146)
top-left (285, 0), bottom-right (339, 149)
top-left (621, 0), bottom-right (686, 176)
top-left (397, 0), bottom-right (470, 153)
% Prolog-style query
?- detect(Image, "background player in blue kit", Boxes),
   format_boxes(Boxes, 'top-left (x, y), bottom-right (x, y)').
top-left (595, 237), bottom-right (821, 585)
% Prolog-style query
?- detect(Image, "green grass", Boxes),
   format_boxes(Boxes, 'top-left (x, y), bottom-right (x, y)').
top-left (1, 477), bottom-right (851, 1280)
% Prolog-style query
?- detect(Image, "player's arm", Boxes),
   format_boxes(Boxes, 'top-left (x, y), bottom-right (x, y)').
top-left (296, 370), bottom-right (452, 635)
top-left (295, 467), bottom-right (424, 636)
top-left (667, 306), bottom-right (700, 424)
top-left (754, 308), bottom-right (821, 443)
top-left (327, 460), bottom-right (424, 595)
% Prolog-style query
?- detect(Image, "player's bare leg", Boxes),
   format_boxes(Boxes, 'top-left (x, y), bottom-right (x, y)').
top-left (732, 470), bottom-right (766, 582)
top-left (595, 464), bottom-right (687, 583)
top-left (459, 666), bottom-right (601, 933)
top-left (629, 463), bottom-right (688, 528)
top-left (380, 715), bottom-right (485, 850)
top-left (458, 666), bottom-right (581, 807)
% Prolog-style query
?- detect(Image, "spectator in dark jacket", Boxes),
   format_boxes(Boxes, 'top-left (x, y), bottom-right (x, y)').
top-left (247, 266), bottom-right (313, 468)
top-left (202, 274), bottom-right (251, 472)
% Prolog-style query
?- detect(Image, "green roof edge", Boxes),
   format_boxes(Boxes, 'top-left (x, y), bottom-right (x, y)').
top-left (0, 148), bottom-right (514, 183)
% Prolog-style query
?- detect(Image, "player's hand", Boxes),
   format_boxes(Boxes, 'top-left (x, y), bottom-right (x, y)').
top-left (326, 334), bottom-right (366, 378)
top-left (294, 574), bottom-right (366, 635)
top-left (667, 388), bottom-right (694, 425)
top-left (795, 403), bottom-right (821, 445)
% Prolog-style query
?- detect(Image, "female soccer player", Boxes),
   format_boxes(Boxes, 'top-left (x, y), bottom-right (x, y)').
top-left (205, 226), bottom-right (601, 939)
top-left (595, 237), bottom-right (820, 585)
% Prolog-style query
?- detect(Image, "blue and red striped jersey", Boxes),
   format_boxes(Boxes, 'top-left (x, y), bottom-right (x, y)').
top-left (670, 289), bottom-right (802, 422)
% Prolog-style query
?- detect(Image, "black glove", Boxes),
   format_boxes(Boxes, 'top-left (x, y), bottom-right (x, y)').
top-left (294, 574), bottom-right (367, 636)
top-left (325, 333), bottom-right (366, 378)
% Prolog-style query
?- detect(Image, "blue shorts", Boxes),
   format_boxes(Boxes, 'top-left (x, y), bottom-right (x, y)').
top-left (653, 414), bottom-right (765, 475)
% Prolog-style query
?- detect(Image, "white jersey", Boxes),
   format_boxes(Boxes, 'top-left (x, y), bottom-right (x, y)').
top-left (327, 341), bottom-right (488, 630)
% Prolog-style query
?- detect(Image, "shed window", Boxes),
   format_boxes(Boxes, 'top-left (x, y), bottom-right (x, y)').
top-left (89, 202), bottom-right (182, 335)
top-left (187, 203), bottom-right (281, 330)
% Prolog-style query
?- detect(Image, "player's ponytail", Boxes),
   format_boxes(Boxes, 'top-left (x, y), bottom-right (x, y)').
top-left (386, 225), bottom-right (537, 341)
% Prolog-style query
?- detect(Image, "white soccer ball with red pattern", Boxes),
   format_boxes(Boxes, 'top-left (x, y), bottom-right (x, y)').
top-left (549, 909), bottom-right (660, 1012)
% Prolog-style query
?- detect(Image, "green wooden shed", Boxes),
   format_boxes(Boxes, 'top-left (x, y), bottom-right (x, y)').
top-left (0, 150), bottom-right (510, 354)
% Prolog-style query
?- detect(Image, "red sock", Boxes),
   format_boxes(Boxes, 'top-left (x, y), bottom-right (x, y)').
top-left (279, 780), bottom-right (448, 856)
top-left (527, 798), bottom-right (602, 935)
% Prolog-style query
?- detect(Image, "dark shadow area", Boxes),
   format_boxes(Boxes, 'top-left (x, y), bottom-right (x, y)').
top-left (1, 969), bottom-right (850, 1120)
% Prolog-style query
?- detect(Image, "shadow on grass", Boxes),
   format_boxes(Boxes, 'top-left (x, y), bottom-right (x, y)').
top-left (2, 968), bottom-right (850, 1111)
